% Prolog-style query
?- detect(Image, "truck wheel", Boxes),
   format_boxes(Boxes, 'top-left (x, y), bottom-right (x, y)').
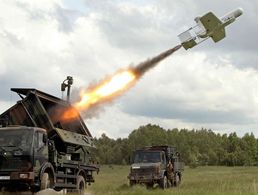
top-left (77, 176), bottom-right (86, 195)
top-left (159, 175), bottom-right (168, 189)
top-left (167, 179), bottom-right (172, 188)
top-left (40, 172), bottom-right (53, 190)
top-left (146, 182), bottom-right (153, 189)
top-left (129, 180), bottom-right (136, 187)
top-left (174, 173), bottom-right (180, 187)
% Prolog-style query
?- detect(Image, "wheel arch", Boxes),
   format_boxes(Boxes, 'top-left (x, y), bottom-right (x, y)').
top-left (39, 162), bottom-right (56, 183)
top-left (77, 169), bottom-right (87, 181)
top-left (161, 170), bottom-right (167, 177)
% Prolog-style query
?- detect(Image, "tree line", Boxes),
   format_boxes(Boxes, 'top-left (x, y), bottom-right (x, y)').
top-left (92, 124), bottom-right (258, 166)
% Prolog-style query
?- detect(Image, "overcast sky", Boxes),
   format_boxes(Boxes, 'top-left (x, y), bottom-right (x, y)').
top-left (1, 0), bottom-right (258, 138)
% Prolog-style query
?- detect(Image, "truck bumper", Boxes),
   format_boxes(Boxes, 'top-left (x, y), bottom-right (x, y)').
top-left (0, 172), bottom-right (36, 191)
top-left (128, 174), bottom-right (162, 183)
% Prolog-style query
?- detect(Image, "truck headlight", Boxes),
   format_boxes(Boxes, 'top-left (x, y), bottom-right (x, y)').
top-left (19, 173), bottom-right (29, 179)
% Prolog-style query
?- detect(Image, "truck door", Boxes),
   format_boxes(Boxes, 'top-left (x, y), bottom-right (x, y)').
top-left (161, 152), bottom-right (166, 169)
top-left (33, 131), bottom-right (48, 171)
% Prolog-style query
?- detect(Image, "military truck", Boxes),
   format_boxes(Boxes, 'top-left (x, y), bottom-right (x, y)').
top-left (0, 88), bottom-right (99, 193)
top-left (128, 145), bottom-right (184, 189)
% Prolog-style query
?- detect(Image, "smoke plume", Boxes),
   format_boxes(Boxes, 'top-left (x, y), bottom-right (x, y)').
top-left (133, 44), bottom-right (182, 77)
top-left (66, 44), bottom-right (182, 120)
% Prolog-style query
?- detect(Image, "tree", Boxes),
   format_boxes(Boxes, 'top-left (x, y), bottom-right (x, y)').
top-left (93, 125), bottom-right (258, 166)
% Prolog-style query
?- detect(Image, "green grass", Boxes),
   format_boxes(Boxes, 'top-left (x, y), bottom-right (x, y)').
top-left (87, 165), bottom-right (258, 195)
top-left (2, 166), bottom-right (258, 194)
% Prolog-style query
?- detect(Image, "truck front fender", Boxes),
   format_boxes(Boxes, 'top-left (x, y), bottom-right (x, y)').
top-left (77, 169), bottom-right (87, 179)
top-left (39, 162), bottom-right (56, 183)
top-left (160, 170), bottom-right (167, 178)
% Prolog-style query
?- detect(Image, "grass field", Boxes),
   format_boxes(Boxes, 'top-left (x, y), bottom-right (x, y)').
top-left (1, 166), bottom-right (258, 194)
top-left (87, 165), bottom-right (258, 195)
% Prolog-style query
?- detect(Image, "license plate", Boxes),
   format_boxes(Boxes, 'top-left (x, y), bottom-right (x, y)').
top-left (0, 176), bottom-right (10, 180)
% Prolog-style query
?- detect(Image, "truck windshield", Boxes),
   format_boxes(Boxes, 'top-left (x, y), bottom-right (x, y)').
top-left (0, 129), bottom-right (33, 151)
top-left (133, 151), bottom-right (161, 163)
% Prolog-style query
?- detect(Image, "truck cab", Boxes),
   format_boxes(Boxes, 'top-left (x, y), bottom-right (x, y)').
top-left (0, 126), bottom-right (48, 191)
top-left (129, 150), bottom-right (167, 188)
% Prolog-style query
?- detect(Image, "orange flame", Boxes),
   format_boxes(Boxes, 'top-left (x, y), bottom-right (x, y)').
top-left (62, 107), bottom-right (79, 121)
top-left (63, 69), bottom-right (136, 120)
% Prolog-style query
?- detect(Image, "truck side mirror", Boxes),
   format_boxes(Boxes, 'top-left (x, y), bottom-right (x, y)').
top-left (43, 134), bottom-right (47, 144)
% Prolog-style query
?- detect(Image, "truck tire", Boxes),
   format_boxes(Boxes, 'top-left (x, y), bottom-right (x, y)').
top-left (77, 175), bottom-right (86, 195)
top-left (174, 173), bottom-right (180, 187)
top-left (129, 180), bottom-right (136, 187)
top-left (167, 179), bottom-right (172, 188)
top-left (40, 173), bottom-right (53, 190)
top-left (146, 182), bottom-right (153, 188)
top-left (159, 175), bottom-right (168, 189)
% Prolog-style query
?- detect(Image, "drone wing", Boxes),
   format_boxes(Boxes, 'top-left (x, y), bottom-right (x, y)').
top-left (200, 12), bottom-right (225, 42)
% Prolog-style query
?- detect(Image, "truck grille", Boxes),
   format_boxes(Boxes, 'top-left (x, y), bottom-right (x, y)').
top-left (0, 156), bottom-right (30, 171)
top-left (132, 167), bottom-right (155, 175)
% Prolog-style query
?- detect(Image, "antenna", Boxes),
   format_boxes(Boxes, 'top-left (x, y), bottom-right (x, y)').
top-left (61, 76), bottom-right (73, 102)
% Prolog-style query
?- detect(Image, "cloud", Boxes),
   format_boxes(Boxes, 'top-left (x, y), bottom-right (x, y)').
top-left (1, 0), bottom-right (258, 138)
top-left (120, 52), bottom-right (258, 124)
top-left (86, 105), bottom-right (191, 138)
top-left (80, 1), bottom-right (180, 55)
top-left (54, 6), bottom-right (82, 33)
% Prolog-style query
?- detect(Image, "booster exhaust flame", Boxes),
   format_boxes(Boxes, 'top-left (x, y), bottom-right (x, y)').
top-left (63, 44), bottom-right (182, 120)
top-left (75, 70), bottom-right (136, 111)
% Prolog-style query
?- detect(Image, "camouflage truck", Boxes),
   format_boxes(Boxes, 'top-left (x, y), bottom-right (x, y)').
top-left (128, 145), bottom-right (184, 189)
top-left (0, 88), bottom-right (99, 194)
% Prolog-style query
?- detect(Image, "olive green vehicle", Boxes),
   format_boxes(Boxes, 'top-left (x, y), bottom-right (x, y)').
top-left (0, 88), bottom-right (99, 193)
top-left (128, 146), bottom-right (184, 189)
